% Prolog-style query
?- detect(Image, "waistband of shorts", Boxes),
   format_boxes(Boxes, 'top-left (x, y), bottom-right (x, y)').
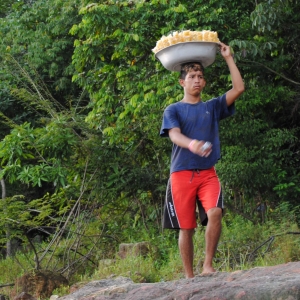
top-left (188, 167), bottom-right (213, 172)
top-left (172, 166), bottom-right (215, 174)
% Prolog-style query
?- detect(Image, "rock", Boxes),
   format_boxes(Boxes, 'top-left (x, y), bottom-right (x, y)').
top-left (99, 259), bottom-right (116, 266)
top-left (13, 292), bottom-right (36, 300)
top-left (58, 277), bottom-right (133, 300)
top-left (118, 242), bottom-right (154, 259)
top-left (69, 282), bottom-right (89, 294)
top-left (58, 262), bottom-right (300, 299)
top-left (12, 270), bottom-right (68, 300)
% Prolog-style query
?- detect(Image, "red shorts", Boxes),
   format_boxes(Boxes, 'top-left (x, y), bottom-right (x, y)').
top-left (163, 167), bottom-right (223, 229)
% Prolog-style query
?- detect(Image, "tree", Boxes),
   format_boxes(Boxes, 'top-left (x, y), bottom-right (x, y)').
top-left (219, 0), bottom-right (300, 213)
top-left (0, 0), bottom-right (15, 17)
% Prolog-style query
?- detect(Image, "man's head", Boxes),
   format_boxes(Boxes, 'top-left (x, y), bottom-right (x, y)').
top-left (180, 62), bottom-right (205, 80)
top-left (179, 62), bottom-right (206, 98)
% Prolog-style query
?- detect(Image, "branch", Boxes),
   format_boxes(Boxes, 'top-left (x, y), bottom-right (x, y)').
top-left (0, 283), bottom-right (14, 288)
top-left (244, 60), bottom-right (300, 85)
top-left (248, 231), bottom-right (300, 262)
top-left (225, 202), bottom-right (255, 223)
top-left (0, 169), bottom-right (6, 199)
top-left (25, 233), bottom-right (41, 270)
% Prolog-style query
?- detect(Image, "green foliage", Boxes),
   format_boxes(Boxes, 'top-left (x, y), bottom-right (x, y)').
top-left (0, 120), bottom-right (78, 187)
top-left (210, 205), bottom-right (300, 272)
top-left (0, 0), bottom-right (15, 17)
top-left (0, 0), bottom-right (82, 98)
top-left (93, 255), bottom-right (161, 283)
top-left (217, 81), bottom-right (299, 210)
top-left (70, 0), bottom-right (254, 141)
top-left (0, 195), bottom-right (27, 243)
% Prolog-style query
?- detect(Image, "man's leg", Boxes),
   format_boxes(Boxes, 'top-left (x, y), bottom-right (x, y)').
top-left (202, 207), bottom-right (222, 273)
top-left (179, 228), bottom-right (195, 278)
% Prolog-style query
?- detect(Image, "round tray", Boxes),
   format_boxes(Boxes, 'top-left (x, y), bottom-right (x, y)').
top-left (155, 42), bottom-right (219, 71)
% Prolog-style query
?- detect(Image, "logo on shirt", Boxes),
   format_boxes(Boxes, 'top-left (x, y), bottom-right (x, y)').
top-left (168, 202), bottom-right (175, 217)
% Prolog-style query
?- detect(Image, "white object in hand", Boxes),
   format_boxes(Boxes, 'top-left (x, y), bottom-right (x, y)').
top-left (201, 141), bottom-right (211, 152)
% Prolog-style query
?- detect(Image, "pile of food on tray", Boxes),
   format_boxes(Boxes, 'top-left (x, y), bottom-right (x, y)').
top-left (152, 30), bottom-right (220, 54)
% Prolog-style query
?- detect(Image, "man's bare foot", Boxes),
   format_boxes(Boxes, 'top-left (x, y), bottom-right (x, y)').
top-left (201, 266), bottom-right (216, 274)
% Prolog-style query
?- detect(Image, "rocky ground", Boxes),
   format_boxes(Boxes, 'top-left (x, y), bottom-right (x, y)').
top-left (56, 261), bottom-right (300, 300)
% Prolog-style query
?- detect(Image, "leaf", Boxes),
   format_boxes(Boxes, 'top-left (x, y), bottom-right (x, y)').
top-left (132, 34), bottom-right (139, 41)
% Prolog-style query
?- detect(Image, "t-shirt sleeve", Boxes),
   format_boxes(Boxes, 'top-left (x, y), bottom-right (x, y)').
top-left (160, 105), bottom-right (180, 137)
top-left (216, 93), bottom-right (235, 120)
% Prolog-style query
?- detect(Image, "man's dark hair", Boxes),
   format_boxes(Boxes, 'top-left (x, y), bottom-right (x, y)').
top-left (180, 62), bottom-right (205, 80)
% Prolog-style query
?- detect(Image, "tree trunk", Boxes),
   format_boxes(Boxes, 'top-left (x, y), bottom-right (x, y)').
top-left (0, 168), bottom-right (12, 257)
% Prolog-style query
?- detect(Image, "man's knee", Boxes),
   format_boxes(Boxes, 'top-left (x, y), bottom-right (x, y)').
top-left (180, 228), bottom-right (195, 238)
top-left (207, 207), bottom-right (222, 222)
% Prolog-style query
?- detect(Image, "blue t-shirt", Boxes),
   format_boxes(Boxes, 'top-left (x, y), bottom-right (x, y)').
top-left (160, 94), bottom-right (235, 173)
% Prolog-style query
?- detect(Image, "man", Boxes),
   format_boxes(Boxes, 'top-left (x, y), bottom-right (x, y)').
top-left (160, 42), bottom-right (244, 278)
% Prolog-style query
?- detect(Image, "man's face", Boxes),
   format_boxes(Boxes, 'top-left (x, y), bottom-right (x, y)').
top-left (179, 70), bottom-right (206, 96)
